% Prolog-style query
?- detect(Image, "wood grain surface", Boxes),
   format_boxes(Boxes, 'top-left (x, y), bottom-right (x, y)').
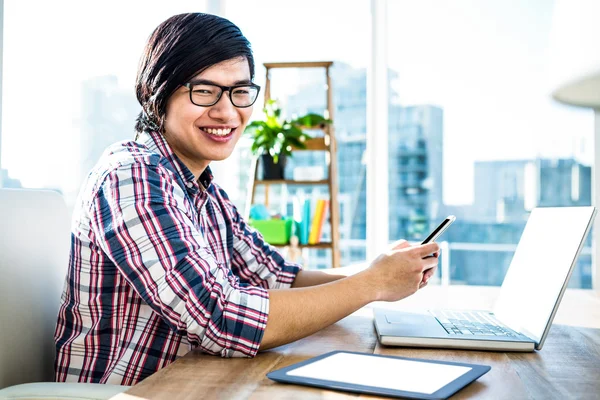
top-left (111, 287), bottom-right (600, 400)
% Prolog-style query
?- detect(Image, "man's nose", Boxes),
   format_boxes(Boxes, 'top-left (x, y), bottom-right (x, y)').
top-left (208, 92), bottom-right (238, 120)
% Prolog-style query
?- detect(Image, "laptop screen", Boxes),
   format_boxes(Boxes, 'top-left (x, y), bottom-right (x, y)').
top-left (493, 207), bottom-right (595, 344)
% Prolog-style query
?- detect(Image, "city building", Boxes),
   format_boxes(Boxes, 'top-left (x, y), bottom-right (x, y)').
top-left (470, 158), bottom-right (591, 224)
top-left (444, 158), bottom-right (592, 287)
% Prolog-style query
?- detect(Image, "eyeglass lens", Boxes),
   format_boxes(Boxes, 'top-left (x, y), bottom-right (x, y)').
top-left (190, 84), bottom-right (259, 107)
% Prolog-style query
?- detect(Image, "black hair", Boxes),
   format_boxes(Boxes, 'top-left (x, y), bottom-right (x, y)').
top-left (134, 13), bottom-right (255, 137)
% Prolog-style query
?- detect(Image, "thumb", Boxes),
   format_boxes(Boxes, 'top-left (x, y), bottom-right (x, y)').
top-left (390, 239), bottom-right (411, 250)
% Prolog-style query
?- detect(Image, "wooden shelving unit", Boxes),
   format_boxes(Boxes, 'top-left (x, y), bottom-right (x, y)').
top-left (292, 242), bottom-right (333, 249)
top-left (246, 61), bottom-right (341, 268)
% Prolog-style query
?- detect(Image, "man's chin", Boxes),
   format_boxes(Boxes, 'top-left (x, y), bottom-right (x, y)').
top-left (206, 150), bottom-right (235, 163)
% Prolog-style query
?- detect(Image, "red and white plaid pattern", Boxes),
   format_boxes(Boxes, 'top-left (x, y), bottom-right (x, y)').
top-left (54, 131), bottom-right (300, 385)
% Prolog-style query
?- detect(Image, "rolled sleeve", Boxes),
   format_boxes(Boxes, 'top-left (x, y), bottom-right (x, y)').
top-left (90, 162), bottom-right (269, 357)
top-left (213, 186), bottom-right (302, 290)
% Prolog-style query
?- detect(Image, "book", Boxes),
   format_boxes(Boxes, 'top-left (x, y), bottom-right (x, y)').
top-left (309, 199), bottom-right (327, 244)
top-left (315, 199), bottom-right (329, 243)
top-left (300, 198), bottom-right (311, 245)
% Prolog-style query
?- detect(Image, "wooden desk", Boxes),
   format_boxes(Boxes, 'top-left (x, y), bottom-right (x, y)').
top-left (112, 286), bottom-right (600, 399)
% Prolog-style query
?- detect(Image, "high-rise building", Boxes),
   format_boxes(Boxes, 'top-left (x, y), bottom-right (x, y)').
top-left (471, 160), bottom-right (530, 223)
top-left (446, 157), bottom-right (592, 287)
top-left (471, 158), bottom-right (592, 223)
top-left (389, 105), bottom-right (444, 241)
top-left (538, 159), bottom-right (591, 207)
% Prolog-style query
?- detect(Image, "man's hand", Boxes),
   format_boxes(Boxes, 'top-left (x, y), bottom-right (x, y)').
top-left (389, 239), bottom-right (440, 289)
top-left (364, 241), bottom-right (440, 302)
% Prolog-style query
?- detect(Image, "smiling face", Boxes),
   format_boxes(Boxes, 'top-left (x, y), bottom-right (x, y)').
top-left (162, 57), bottom-right (254, 178)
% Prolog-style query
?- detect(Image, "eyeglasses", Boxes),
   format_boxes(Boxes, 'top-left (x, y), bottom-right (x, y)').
top-left (183, 81), bottom-right (261, 108)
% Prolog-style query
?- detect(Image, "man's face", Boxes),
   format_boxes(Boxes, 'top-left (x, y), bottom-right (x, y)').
top-left (163, 57), bottom-right (254, 177)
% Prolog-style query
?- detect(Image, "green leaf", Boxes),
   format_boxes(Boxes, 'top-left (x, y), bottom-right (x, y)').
top-left (292, 113), bottom-right (332, 127)
top-left (246, 120), bottom-right (266, 128)
top-left (245, 100), bottom-right (330, 160)
top-left (285, 137), bottom-right (307, 149)
top-left (284, 125), bottom-right (304, 138)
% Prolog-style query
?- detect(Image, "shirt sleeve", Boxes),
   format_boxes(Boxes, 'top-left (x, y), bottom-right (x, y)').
top-left (88, 161), bottom-right (269, 358)
top-left (213, 185), bottom-right (302, 290)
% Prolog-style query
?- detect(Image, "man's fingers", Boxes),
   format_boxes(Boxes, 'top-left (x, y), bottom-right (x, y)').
top-left (416, 242), bottom-right (440, 257)
top-left (424, 256), bottom-right (438, 268)
top-left (423, 267), bottom-right (436, 282)
top-left (419, 257), bottom-right (439, 276)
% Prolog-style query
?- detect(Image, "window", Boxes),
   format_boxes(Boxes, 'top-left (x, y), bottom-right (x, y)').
top-left (1, 0), bottom-right (369, 270)
top-left (4, 1), bottom-right (593, 283)
top-left (385, 1), bottom-right (594, 287)
top-left (1, 1), bottom-right (208, 206)
top-left (220, 0), bottom-right (371, 268)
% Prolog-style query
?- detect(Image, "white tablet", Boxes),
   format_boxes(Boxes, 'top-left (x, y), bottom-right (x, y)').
top-left (267, 351), bottom-right (491, 400)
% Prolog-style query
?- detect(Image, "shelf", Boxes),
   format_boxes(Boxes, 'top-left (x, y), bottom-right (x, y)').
top-left (274, 242), bottom-right (333, 249)
top-left (249, 60), bottom-right (340, 269)
top-left (255, 179), bottom-right (329, 186)
top-left (293, 136), bottom-right (329, 151)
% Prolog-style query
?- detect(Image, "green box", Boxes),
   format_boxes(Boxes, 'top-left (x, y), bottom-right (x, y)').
top-left (249, 218), bottom-right (295, 245)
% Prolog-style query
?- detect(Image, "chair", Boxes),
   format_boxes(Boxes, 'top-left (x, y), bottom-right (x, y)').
top-left (0, 189), bottom-right (128, 399)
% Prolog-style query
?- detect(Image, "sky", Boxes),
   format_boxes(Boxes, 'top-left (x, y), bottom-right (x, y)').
top-left (1, 0), bottom-right (594, 205)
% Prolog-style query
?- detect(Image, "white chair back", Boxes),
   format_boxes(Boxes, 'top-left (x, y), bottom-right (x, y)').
top-left (0, 188), bottom-right (71, 388)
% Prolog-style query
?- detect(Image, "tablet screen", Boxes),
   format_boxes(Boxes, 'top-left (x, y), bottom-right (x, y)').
top-left (286, 352), bottom-right (472, 395)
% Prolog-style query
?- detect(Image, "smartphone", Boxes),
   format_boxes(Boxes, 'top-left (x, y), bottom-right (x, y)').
top-left (421, 215), bottom-right (456, 244)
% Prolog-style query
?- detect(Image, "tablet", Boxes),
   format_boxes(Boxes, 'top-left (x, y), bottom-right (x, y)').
top-left (267, 350), bottom-right (491, 400)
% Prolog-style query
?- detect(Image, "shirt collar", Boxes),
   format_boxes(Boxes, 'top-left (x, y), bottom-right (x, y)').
top-left (138, 131), bottom-right (214, 192)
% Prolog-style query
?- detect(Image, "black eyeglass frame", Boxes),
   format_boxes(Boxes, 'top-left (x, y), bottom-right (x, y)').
top-left (183, 81), bottom-right (261, 108)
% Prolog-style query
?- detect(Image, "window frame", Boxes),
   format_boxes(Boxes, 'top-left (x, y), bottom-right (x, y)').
top-left (366, 0), bottom-right (390, 261)
top-left (0, 0), bottom-right (4, 188)
top-left (594, 111), bottom-right (600, 289)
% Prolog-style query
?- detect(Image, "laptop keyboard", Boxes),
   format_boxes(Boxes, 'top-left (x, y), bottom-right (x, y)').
top-left (429, 310), bottom-right (517, 337)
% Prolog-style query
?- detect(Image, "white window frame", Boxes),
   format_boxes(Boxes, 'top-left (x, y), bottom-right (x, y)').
top-left (594, 110), bottom-right (600, 290)
top-left (0, 0), bottom-right (4, 187)
top-left (366, 0), bottom-right (390, 261)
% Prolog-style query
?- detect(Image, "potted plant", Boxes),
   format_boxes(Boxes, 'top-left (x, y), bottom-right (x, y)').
top-left (244, 99), bottom-right (331, 180)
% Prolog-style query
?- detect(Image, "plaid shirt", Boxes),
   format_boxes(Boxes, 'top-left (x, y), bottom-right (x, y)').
top-left (54, 131), bottom-right (301, 385)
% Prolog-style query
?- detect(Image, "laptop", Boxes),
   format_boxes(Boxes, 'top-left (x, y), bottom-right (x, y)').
top-left (374, 206), bottom-right (597, 352)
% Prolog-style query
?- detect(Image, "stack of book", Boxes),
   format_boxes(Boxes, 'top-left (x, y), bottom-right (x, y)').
top-left (298, 198), bottom-right (329, 245)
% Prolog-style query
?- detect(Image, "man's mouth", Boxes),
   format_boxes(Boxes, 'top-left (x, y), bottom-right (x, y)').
top-left (200, 127), bottom-right (234, 137)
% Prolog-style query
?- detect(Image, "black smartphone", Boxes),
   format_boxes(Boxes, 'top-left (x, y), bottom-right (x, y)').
top-left (421, 215), bottom-right (456, 244)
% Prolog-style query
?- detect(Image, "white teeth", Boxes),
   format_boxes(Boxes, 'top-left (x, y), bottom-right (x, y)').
top-left (203, 128), bottom-right (232, 136)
